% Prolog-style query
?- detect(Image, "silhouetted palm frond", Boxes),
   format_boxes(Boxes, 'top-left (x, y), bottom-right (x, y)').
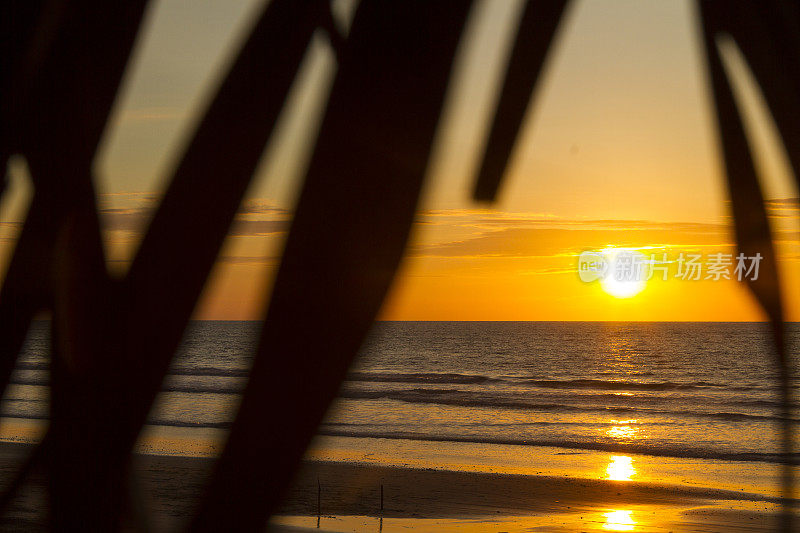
top-left (700, 2), bottom-right (796, 529)
top-left (473, 0), bottom-right (568, 201)
top-left (191, 3), bottom-right (473, 529)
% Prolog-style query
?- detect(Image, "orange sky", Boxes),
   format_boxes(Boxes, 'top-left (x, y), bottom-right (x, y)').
top-left (1, 0), bottom-right (798, 321)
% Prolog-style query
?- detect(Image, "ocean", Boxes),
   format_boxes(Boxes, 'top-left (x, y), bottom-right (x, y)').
top-left (4, 321), bottom-right (799, 466)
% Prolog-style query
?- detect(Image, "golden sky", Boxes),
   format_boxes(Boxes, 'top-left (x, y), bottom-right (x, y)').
top-left (1, 0), bottom-right (798, 320)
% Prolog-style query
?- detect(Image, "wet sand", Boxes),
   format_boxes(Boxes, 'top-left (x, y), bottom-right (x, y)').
top-left (271, 460), bottom-right (790, 532)
top-left (0, 442), bottom-right (793, 531)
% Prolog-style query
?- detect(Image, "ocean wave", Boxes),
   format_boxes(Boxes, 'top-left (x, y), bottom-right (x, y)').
top-left (346, 372), bottom-right (500, 385)
top-left (14, 362), bottom-right (47, 371)
top-left (522, 378), bottom-right (730, 391)
top-left (144, 419), bottom-right (232, 429)
top-left (7, 375), bottom-right (247, 394)
top-left (167, 367), bottom-right (250, 378)
top-left (0, 411), bottom-right (232, 430)
top-left (5, 366), bottom-right (767, 394)
top-left (314, 428), bottom-right (800, 464)
top-left (159, 383), bottom-right (244, 394)
top-left (337, 389), bottom-right (800, 423)
top-left (344, 372), bottom-right (753, 392)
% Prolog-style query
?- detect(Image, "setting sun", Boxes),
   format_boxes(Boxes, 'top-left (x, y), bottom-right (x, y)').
top-left (600, 249), bottom-right (648, 299)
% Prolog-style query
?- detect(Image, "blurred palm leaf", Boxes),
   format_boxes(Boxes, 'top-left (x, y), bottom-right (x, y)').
top-left (191, 2), bottom-right (473, 529)
top-left (699, 1), bottom-right (793, 529)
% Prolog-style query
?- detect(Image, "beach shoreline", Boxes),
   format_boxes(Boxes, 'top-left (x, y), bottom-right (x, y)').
top-left (269, 458), bottom-right (792, 531)
top-left (0, 439), bottom-right (794, 531)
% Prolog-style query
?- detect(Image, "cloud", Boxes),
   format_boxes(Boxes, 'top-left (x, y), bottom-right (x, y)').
top-left (720, 197), bottom-right (800, 220)
top-left (217, 255), bottom-right (280, 265)
top-left (228, 219), bottom-right (290, 236)
top-left (416, 209), bottom-right (729, 233)
top-left (98, 195), bottom-right (292, 237)
top-left (83, 198), bottom-right (800, 265)
top-left (236, 198), bottom-right (292, 217)
top-left (409, 212), bottom-right (736, 259)
top-left (764, 198), bottom-right (800, 210)
top-left (764, 197), bottom-right (800, 220)
top-left (99, 207), bottom-right (153, 233)
top-left (406, 204), bottom-right (800, 263)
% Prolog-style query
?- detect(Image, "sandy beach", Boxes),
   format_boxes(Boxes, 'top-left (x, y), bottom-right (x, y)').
top-left (0, 439), bottom-right (793, 532)
top-left (272, 460), bottom-right (791, 532)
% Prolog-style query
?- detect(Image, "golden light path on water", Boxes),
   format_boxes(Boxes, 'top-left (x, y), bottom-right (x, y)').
top-left (605, 424), bottom-right (637, 440)
top-left (606, 455), bottom-right (636, 481)
top-left (604, 419), bottom-right (640, 480)
top-left (603, 509), bottom-right (636, 531)
top-left (602, 453), bottom-right (637, 529)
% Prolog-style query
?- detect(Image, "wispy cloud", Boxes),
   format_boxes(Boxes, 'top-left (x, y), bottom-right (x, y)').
top-left (416, 209), bottom-right (729, 232)
top-left (408, 203), bottom-right (800, 261)
top-left (236, 198), bottom-right (292, 218)
top-left (217, 255), bottom-right (280, 265)
top-left (228, 219), bottom-right (289, 236)
top-left (98, 195), bottom-right (292, 237)
top-left (99, 207), bottom-right (153, 233)
top-left (409, 214), bottom-right (735, 259)
top-left (764, 197), bottom-right (800, 210)
top-left (87, 198), bottom-right (800, 268)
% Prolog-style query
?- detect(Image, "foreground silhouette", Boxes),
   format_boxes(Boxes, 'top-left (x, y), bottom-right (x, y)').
top-left (0, 1), bottom-right (796, 530)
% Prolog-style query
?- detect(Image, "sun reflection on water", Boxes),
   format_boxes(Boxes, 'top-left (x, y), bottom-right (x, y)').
top-left (605, 418), bottom-right (642, 443)
top-left (603, 509), bottom-right (636, 531)
top-left (605, 455), bottom-right (635, 481)
top-left (606, 425), bottom-right (637, 439)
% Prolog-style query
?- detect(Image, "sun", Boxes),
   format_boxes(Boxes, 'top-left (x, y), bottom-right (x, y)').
top-left (599, 248), bottom-right (647, 299)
